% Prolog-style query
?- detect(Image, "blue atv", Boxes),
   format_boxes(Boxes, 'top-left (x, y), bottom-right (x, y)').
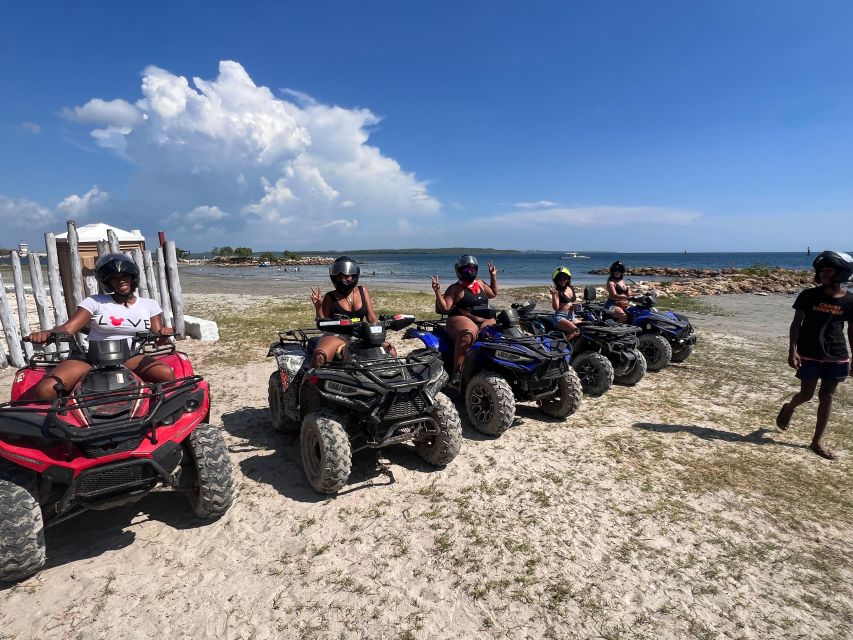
top-left (519, 292), bottom-right (646, 396)
top-left (623, 292), bottom-right (697, 371)
top-left (405, 306), bottom-right (582, 436)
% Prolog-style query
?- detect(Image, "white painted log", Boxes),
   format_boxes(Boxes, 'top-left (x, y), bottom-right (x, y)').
top-left (107, 229), bottom-right (120, 253)
top-left (143, 251), bottom-right (160, 309)
top-left (67, 220), bottom-right (84, 309)
top-left (155, 248), bottom-right (174, 329)
top-left (45, 232), bottom-right (68, 324)
top-left (0, 272), bottom-right (25, 368)
top-left (164, 241), bottom-right (184, 337)
top-left (28, 253), bottom-right (55, 354)
top-left (10, 252), bottom-right (33, 359)
top-left (132, 248), bottom-right (149, 298)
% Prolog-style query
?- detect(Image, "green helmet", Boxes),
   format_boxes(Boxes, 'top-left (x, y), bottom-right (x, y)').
top-left (552, 267), bottom-right (572, 287)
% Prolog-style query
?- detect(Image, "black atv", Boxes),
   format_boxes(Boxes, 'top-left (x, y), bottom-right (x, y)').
top-left (624, 292), bottom-right (698, 370)
top-left (267, 314), bottom-right (462, 494)
top-left (516, 293), bottom-right (646, 396)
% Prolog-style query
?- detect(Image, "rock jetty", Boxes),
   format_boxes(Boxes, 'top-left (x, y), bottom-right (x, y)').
top-left (587, 267), bottom-right (812, 297)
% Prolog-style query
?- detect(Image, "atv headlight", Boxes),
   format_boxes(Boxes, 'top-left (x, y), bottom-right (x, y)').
top-left (495, 349), bottom-right (533, 363)
top-left (425, 370), bottom-right (448, 401)
top-left (324, 380), bottom-right (366, 396)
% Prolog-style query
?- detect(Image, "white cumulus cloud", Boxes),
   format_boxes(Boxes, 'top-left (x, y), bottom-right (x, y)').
top-left (0, 196), bottom-right (55, 229)
top-left (514, 200), bottom-right (560, 209)
top-left (63, 60), bottom-right (439, 248)
top-left (57, 186), bottom-right (109, 217)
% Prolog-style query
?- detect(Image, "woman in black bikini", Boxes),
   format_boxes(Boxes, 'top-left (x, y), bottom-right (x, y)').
top-left (431, 255), bottom-right (498, 385)
top-left (310, 256), bottom-right (381, 367)
top-left (605, 260), bottom-right (629, 323)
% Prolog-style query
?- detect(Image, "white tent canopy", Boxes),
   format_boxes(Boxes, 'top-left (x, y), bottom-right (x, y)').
top-left (55, 223), bottom-right (145, 243)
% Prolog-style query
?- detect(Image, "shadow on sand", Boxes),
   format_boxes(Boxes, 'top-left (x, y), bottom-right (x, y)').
top-left (220, 406), bottom-right (453, 502)
top-left (633, 422), bottom-right (808, 450)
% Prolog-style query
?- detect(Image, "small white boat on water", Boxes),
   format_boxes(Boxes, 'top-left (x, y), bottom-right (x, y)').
top-left (560, 252), bottom-right (590, 259)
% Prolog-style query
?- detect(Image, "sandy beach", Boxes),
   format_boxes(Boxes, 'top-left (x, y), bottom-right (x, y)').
top-left (0, 291), bottom-right (851, 639)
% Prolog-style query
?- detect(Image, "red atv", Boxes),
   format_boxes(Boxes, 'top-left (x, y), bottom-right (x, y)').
top-left (0, 332), bottom-right (236, 582)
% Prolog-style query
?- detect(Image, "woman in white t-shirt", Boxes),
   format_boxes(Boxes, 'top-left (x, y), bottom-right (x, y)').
top-left (28, 253), bottom-right (175, 400)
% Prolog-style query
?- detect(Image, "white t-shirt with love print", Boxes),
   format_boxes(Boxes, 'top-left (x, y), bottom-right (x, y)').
top-left (79, 295), bottom-right (163, 346)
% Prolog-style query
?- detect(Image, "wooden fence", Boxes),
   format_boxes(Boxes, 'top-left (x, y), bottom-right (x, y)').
top-left (0, 220), bottom-right (185, 369)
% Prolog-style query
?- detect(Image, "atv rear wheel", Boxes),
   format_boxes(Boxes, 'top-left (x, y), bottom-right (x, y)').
top-left (538, 367), bottom-right (583, 418)
top-left (0, 465), bottom-right (46, 582)
top-left (268, 371), bottom-right (299, 434)
top-left (184, 424), bottom-right (236, 519)
top-left (416, 392), bottom-right (463, 466)
top-left (614, 350), bottom-right (647, 386)
top-left (300, 410), bottom-right (352, 494)
top-left (670, 342), bottom-right (694, 363)
top-left (571, 352), bottom-right (614, 396)
top-left (465, 372), bottom-right (515, 436)
top-left (638, 334), bottom-right (672, 371)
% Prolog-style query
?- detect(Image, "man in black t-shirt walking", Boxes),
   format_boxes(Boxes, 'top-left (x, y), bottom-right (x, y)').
top-left (776, 251), bottom-right (853, 459)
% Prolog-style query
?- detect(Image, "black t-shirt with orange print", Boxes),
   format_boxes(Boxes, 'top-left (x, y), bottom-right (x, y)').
top-left (792, 287), bottom-right (853, 360)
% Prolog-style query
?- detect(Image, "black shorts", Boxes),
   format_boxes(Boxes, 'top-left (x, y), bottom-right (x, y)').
top-left (796, 360), bottom-right (849, 382)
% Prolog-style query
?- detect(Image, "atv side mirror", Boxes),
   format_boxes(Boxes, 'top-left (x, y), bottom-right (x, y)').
top-left (511, 300), bottom-right (536, 317)
top-left (583, 285), bottom-right (597, 302)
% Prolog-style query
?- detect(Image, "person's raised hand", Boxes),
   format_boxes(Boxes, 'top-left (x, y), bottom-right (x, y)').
top-left (310, 287), bottom-right (322, 309)
top-left (431, 275), bottom-right (441, 293)
top-left (488, 261), bottom-right (497, 277)
top-left (548, 286), bottom-right (557, 296)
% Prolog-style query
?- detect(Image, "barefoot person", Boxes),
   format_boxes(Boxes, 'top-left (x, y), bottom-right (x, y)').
top-left (548, 267), bottom-right (580, 340)
top-left (776, 251), bottom-right (853, 459)
top-left (28, 253), bottom-right (175, 400)
top-left (432, 255), bottom-right (498, 386)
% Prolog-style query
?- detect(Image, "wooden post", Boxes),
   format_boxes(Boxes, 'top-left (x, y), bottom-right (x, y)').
top-left (97, 240), bottom-right (109, 259)
top-left (164, 241), bottom-right (184, 336)
top-left (10, 252), bottom-right (34, 359)
top-left (28, 253), bottom-right (55, 354)
top-left (45, 232), bottom-right (68, 324)
top-left (0, 335), bottom-right (7, 369)
top-left (132, 248), bottom-right (149, 298)
top-left (67, 220), bottom-right (84, 309)
top-left (107, 229), bottom-right (120, 253)
top-left (0, 273), bottom-right (26, 368)
top-left (155, 248), bottom-right (174, 329)
top-left (143, 251), bottom-right (160, 308)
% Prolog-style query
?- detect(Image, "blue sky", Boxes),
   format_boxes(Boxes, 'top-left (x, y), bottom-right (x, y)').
top-left (1, 1), bottom-right (851, 252)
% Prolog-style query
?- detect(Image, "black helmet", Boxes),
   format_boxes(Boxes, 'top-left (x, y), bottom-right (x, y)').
top-left (609, 260), bottom-right (626, 277)
top-left (455, 255), bottom-right (479, 283)
top-left (94, 253), bottom-right (139, 293)
top-left (552, 266), bottom-right (572, 289)
top-left (812, 251), bottom-right (853, 284)
top-left (329, 255), bottom-right (360, 293)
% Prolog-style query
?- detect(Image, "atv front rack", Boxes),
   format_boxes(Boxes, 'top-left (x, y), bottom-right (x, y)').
top-left (0, 375), bottom-right (204, 444)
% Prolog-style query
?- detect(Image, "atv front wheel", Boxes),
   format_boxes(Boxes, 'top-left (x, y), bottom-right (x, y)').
top-left (614, 350), bottom-right (647, 386)
top-left (268, 371), bottom-right (300, 434)
top-left (300, 410), bottom-right (352, 494)
top-left (538, 367), bottom-right (583, 418)
top-left (184, 424), bottom-right (236, 518)
top-left (638, 334), bottom-right (672, 371)
top-left (0, 465), bottom-right (46, 582)
top-left (465, 372), bottom-right (515, 436)
top-left (670, 342), bottom-right (694, 363)
top-left (571, 351), bottom-right (614, 396)
top-left (416, 392), bottom-right (463, 466)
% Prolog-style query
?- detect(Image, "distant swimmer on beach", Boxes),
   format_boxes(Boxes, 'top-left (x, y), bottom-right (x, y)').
top-left (432, 255), bottom-right (498, 387)
top-left (604, 260), bottom-right (630, 323)
top-left (310, 256), bottom-right (391, 367)
top-left (776, 251), bottom-right (853, 460)
top-left (548, 267), bottom-right (580, 340)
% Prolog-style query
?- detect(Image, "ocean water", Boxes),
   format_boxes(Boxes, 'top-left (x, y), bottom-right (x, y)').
top-left (173, 251), bottom-right (825, 290)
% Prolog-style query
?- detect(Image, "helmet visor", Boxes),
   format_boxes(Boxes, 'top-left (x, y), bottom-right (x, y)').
top-left (330, 259), bottom-right (358, 277)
